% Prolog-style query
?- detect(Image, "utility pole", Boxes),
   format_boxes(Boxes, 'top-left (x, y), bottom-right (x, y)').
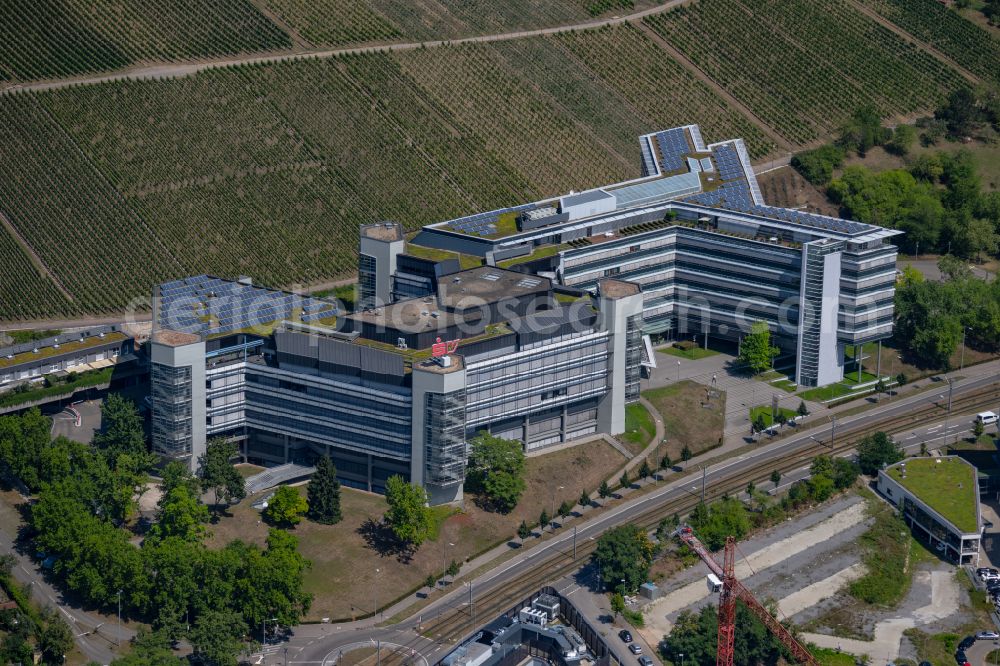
top-left (573, 525), bottom-right (577, 560)
top-left (374, 568), bottom-right (380, 619)
top-left (830, 415), bottom-right (836, 448)
top-left (961, 328), bottom-right (969, 371)
top-left (948, 378), bottom-right (954, 414)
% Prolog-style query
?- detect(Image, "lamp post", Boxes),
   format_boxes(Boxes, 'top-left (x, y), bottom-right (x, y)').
top-left (676, 360), bottom-right (681, 382)
top-left (116, 589), bottom-right (123, 647)
top-left (373, 568), bottom-right (380, 619)
top-left (961, 327), bottom-right (970, 371)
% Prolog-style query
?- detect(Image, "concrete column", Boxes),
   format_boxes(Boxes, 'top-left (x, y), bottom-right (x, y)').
top-left (595, 280), bottom-right (644, 436)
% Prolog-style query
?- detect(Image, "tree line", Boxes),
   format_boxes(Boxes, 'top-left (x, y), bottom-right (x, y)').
top-left (0, 398), bottom-right (315, 666)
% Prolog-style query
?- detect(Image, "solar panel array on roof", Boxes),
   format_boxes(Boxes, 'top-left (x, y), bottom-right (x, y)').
top-left (656, 128), bottom-right (689, 173)
top-left (445, 203), bottom-right (535, 236)
top-left (712, 144), bottom-right (745, 182)
top-left (157, 275), bottom-right (337, 337)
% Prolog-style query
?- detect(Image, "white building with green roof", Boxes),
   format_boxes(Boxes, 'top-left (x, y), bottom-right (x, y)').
top-left (877, 456), bottom-right (982, 565)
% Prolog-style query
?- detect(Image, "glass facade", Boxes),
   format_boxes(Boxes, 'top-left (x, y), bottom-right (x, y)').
top-left (151, 362), bottom-right (193, 458)
top-left (424, 390), bottom-right (467, 486)
top-left (358, 253), bottom-right (377, 309)
top-left (624, 313), bottom-right (643, 403)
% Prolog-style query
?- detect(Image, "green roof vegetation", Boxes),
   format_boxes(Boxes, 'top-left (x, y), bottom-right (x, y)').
top-left (498, 244), bottom-right (567, 269)
top-left (0, 332), bottom-right (127, 369)
top-left (554, 292), bottom-right (589, 305)
top-left (887, 457), bottom-right (978, 533)
top-left (403, 243), bottom-right (482, 270)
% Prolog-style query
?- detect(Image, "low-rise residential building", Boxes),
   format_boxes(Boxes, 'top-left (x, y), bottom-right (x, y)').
top-left (0, 326), bottom-right (135, 388)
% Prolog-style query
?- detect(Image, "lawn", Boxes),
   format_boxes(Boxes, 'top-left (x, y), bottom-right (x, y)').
top-left (656, 345), bottom-right (719, 361)
top-left (621, 401), bottom-right (656, 455)
top-left (810, 647), bottom-right (857, 666)
top-left (798, 381), bottom-right (863, 403)
top-left (749, 405), bottom-right (798, 428)
top-left (885, 457), bottom-right (978, 533)
top-left (643, 381), bottom-right (726, 460)
top-left (770, 379), bottom-right (798, 393)
top-left (235, 464), bottom-right (265, 479)
top-left (207, 439), bottom-right (625, 621)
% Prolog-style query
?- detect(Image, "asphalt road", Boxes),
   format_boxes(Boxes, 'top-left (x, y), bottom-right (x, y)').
top-left (280, 371), bottom-right (1000, 666)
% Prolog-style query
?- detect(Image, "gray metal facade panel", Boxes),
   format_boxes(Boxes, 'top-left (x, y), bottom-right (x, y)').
top-left (359, 344), bottom-right (405, 377)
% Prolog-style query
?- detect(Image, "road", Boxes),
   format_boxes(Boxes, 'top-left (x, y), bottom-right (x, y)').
top-left (4, 1), bottom-right (691, 95)
top-left (279, 370), bottom-right (1000, 666)
top-left (0, 522), bottom-right (134, 664)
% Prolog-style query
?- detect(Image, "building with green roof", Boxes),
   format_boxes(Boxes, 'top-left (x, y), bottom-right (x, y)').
top-left (877, 456), bottom-right (982, 565)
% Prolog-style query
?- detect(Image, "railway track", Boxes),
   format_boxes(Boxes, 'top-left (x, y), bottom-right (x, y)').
top-left (360, 382), bottom-right (1000, 665)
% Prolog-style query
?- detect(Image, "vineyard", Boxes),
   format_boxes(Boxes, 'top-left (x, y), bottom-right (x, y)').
top-left (0, 0), bottom-right (291, 83)
top-left (0, 93), bottom-right (183, 316)
top-left (0, 227), bottom-right (75, 321)
top-left (854, 0), bottom-right (1000, 85)
top-left (643, 0), bottom-right (964, 145)
top-left (0, 0), bottom-right (984, 321)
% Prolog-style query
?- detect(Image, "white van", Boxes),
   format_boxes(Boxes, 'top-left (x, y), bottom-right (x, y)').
top-left (976, 411), bottom-right (998, 426)
top-left (706, 573), bottom-right (723, 593)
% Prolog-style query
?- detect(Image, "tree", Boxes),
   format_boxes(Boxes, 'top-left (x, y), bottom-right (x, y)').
top-left (593, 524), bottom-right (655, 594)
top-left (664, 602), bottom-right (788, 666)
top-left (539, 509), bottom-right (550, 530)
top-left (936, 87), bottom-right (981, 138)
top-left (791, 144), bottom-right (845, 185)
top-left (38, 609), bottom-right (74, 665)
top-left (689, 497), bottom-right (750, 551)
top-left (770, 470), bottom-right (781, 488)
top-left (739, 321), bottom-right (779, 374)
top-left (598, 480), bottom-right (611, 500)
top-left (424, 574), bottom-right (438, 590)
top-left (190, 608), bottom-right (247, 666)
top-left (558, 500), bottom-right (573, 519)
top-left (797, 401), bottom-right (808, 417)
top-left (619, 470), bottom-right (630, 489)
top-left (93, 394), bottom-right (149, 464)
top-left (964, 217), bottom-right (1000, 263)
top-left (579, 489), bottom-right (591, 507)
top-left (149, 483), bottom-right (209, 542)
top-left (306, 455), bottom-right (342, 525)
top-left (446, 560), bottom-right (461, 577)
top-left (639, 460), bottom-right (652, 479)
top-left (264, 485), bottom-right (308, 527)
top-left (465, 432), bottom-right (526, 513)
top-left (660, 453), bottom-right (672, 470)
top-left (857, 431), bottom-right (903, 475)
top-left (838, 105), bottom-right (888, 156)
top-left (886, 124), bottom-right (916, 156)
top-left (974, 419), bottom-right (986, 439)
top-left (746, 481), bottom-right (755, 497)
top-left (517, 520), bottom-right (531, 543)
top-left (112, 629), bottom-right (181, 666)
top-left (384, 475), bottom-right (432, 547)
top-left (197, 438), bottom-right (246, 511)
top-left (681, 445), bottom-right (693, 462)
top-left (610, 593), bottom-right (625, 618)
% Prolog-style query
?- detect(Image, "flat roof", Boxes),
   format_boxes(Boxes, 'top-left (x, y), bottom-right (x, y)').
top-left (151, 330), bottom-right (202, 347)
top-left (361, 222), bottom-right (403, 242)
top-left (437, 266), bottom-right (550, 309)
top-left (345, 295), bottom-right (466, 333)
top-left (155, 274), bottom-right (337, 338)
top-left (886, 457), bottom-right (979, 533)
top-left (422, 125), bottom-right (888, 243)
top-left (0, 331), bottom-right (128, 370)
top-left (598, 279), bottom-right (641, 299)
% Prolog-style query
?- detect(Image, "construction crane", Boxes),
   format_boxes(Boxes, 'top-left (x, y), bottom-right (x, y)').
top-left (676, 526), bottom-right (818, 666)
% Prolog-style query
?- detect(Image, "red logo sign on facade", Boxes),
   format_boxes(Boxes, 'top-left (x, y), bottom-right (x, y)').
top-left (431, 337), bottom-right (460, 357)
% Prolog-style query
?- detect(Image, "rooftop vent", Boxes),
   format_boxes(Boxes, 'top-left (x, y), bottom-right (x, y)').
top-left (32, 348), bottom-right (39, 354)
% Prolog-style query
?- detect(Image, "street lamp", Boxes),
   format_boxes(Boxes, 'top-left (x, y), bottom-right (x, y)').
top-left (676, 360), bottom-right (681, 382)
top-left (116, 589), bottom-right (123, 647)
top-left (373, 568), bottom-right (380, 619)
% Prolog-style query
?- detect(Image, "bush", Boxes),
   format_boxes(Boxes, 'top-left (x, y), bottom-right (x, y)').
top-left (791, 144), bottom-right (845, 185)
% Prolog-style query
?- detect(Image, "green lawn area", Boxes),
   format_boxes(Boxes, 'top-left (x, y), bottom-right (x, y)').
top-left (208, 439), bottom-right (626, 621)
top-left (797, 382), bottom-right (856, 402)
top-left (554, 292), bottom-right (589, 305)
top-left (841, 370), bottom-right (879, 385)
top-left (810, 647), bottom-right (856, 666)
top-left (643, 381), bottom-right (725, 460)
top-left (770, 379), bottom-right (798, 393)
top-left (749, 405), bottom-right (797, 428)
top-left (656, 345), bottom-right (719, 360)
top-left (621, 401), bottom-right (656, 455)
top-left (885, 457), bottom-right (978, 533)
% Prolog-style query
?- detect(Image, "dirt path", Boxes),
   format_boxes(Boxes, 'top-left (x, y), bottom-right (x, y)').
top-left (639, 501), bottom-right (868, 642)
top-left (843, 0), bottom-right (981, 85)
top-left (0, 210), bottom-right (75, 302)
top-left (2, 0), bottom-right (694, 95)
top-left (776, 563), bottom-right (866, 617)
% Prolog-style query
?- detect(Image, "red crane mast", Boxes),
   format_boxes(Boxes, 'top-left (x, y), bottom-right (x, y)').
top-left (676, 526), bottom-right (818, 666)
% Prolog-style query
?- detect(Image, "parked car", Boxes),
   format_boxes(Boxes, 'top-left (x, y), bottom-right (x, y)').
top-left (977, 568), bottom-right (999, 578)
top-left (955, 650), bottom-right (968, 665)
top-left (619, 630), bottom-right (633, 643)
top-left (629, 644), bottom-right (643, 655)
top-left (977, 631), bottom-right (1000, 640)
top-left (958, 637), bottom-right (975, 651)
top-left (638, 657), bottom-right (654, 666)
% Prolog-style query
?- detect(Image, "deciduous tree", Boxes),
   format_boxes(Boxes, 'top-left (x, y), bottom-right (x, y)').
top-left (739, 321), bottom-right (779, 374)
top-left (198, 438), bottom-right (246, 511)
top-left (384, 475), bottom-right (432, 547)
top-left (592, 524), bottom-right (654, 594)
top-left (264, 486), bottom-right (308, 527)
